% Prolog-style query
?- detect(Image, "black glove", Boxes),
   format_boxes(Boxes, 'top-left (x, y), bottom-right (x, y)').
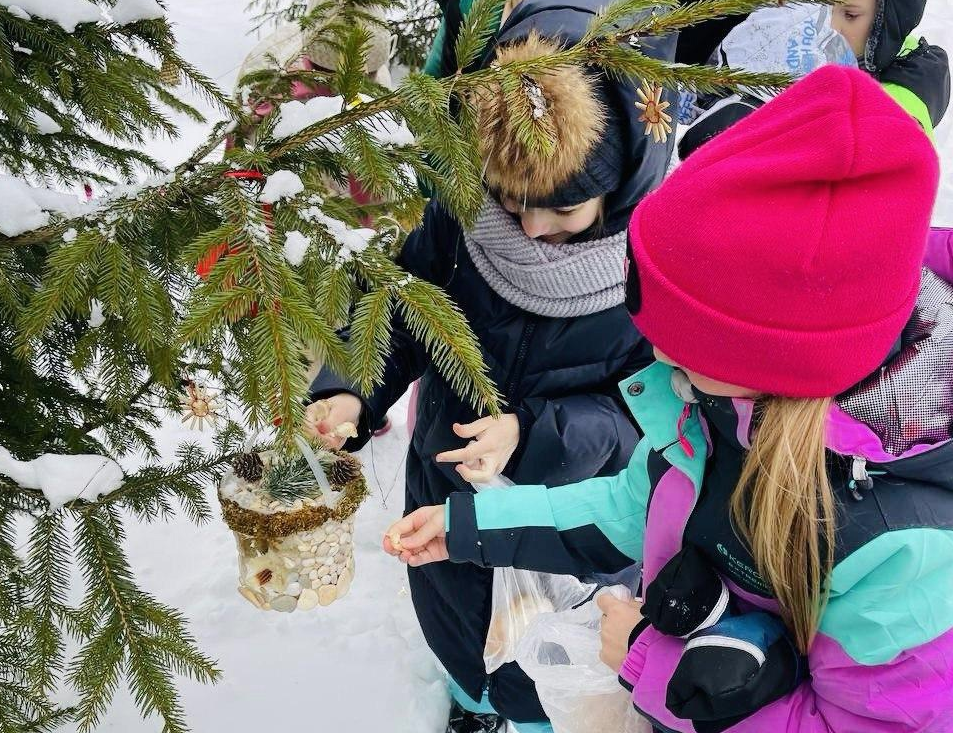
top-left (642, 545), bottom-right (730, 638)
top-left (666, 612), bottom-right (808, 733)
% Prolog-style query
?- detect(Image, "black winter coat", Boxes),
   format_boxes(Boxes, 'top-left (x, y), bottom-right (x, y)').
top-left (310, 0), bottom-right (676, 720)
top-left (310, 203), bottom-right (653, 720)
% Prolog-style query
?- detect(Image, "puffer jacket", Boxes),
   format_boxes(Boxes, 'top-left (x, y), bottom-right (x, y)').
top-left (865, 0), bottom-right (951, 137)
top-left (445, 238), bottom-right (953, 731)
top-left (309, 0), bottom-right (677, 720)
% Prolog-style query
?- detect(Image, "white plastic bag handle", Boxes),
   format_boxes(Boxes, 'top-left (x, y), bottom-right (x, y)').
top-left (471, 474), bottom-right (515, 492)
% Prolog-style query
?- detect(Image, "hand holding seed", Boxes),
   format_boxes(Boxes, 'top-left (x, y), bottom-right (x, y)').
top-left (383, 506), bottom-right (447, 566)
top-left (388, 530), bottom-right (404, 552)
top-left (305, 394), bottom-right (362, 449)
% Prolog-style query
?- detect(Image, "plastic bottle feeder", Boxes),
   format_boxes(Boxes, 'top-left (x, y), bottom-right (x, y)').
top-left (218, 440), bottom-right (367, 612)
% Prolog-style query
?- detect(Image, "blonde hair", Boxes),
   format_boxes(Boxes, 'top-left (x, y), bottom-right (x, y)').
top-left (730, 396), bottom-right (835, 653)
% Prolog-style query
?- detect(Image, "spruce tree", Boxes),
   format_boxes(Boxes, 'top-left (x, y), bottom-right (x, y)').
top-left (0, 0), bottom-right (800, 731)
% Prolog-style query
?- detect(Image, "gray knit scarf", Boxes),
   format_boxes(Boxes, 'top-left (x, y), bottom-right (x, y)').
top-left (463, 197), bottom-right (627, 318)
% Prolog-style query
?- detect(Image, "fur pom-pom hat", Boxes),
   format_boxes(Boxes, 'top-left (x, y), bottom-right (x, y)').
top-left (475, 32), bottom-right (626, 208)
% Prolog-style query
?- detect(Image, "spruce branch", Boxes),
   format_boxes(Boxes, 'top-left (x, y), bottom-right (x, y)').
top-left (624, 0), bottom-right (835, 39)
top-left (259, 456), bottom-right (320, 504)
top-left (24, 514), bottom-right (70, 695)
top-left (348, 286), bottom-right (394, 394)
top-left (454, 0), bottom-right (503, 72)
top-left (583, 0), bottom-right (680, 42)
top-left (393, 277), bottom-right (502, 414)
top-left (69, 508), bottom-right (221, 733)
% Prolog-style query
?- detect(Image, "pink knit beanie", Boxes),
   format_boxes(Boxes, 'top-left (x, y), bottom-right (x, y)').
top-left (628, 65), bottom-right (939, 397)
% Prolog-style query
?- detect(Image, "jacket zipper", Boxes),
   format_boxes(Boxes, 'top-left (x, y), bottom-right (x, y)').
top-left (503, 320), bottom-right (536, 409)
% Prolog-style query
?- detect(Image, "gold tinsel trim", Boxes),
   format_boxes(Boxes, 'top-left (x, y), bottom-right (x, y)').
top-left (219, 474), bottom-right (368, 540)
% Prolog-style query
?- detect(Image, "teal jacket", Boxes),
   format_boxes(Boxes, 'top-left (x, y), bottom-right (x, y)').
top-left (445, 257), bottom-right (953, 732)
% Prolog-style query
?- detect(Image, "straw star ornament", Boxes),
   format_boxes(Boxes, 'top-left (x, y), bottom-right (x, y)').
top-left (635, 80), bottom-right (672, 143)
top-left (179, 380), bottom-right (222, 430)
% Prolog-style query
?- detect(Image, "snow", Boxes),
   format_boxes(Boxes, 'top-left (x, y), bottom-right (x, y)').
top-left (301, 207), bottom-right (376, 263)
top-left (87, 298), bottom-right (105, 328)
top-left (258, 169), bottom-right (304, 203)
top-left (29, 108), bottom-right (62, 134)
top-left (334, 224), bottom-right (376, 263)
top-left (109, 0), bottom-right (165, 25)
top-left (0, 175), bottom-right (85, 236)
top-left (6, 4), bottom-right (29, 19)
top-left (0, 446), bottom-right (124, 511)
top-left (367, 113), bottom-right (415, 147)
top-left (62, 227), bottom-right (77, 242)
top-left (272, 95), bottom-right (345, 139)
top-left (103, 171), bottom-right (177, 201)
top-left (273, 93), bottom-right (415, 147)
top-left (282, 229), bottom-right (310, 265)
top-left (0, 0), bottom-right (102, 32)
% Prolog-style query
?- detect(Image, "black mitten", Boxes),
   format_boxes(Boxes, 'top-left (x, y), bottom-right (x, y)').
top-left (643, 545), bottom-right (730, 638)
top-left (666, 612), bottom-right (808, 733)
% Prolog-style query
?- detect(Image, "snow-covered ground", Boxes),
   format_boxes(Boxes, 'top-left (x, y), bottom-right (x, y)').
top-left (46, 1), bottom-right (954, 731)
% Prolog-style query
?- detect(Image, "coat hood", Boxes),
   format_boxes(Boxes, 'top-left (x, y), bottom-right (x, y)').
top-left (863, 0), bottom-right (927, 72)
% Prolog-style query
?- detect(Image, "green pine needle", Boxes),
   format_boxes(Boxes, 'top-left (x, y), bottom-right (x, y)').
top-left (259, 457), bottom-right (322, 504)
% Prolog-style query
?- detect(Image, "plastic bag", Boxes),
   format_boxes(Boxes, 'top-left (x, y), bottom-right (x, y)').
top-left (515, 586), bottom-right (652, 733)
top-left (476, 476), bottom-right (597, 674)
top-left (679, 4), bottom-right (857, 126)
top-left (714, 3), bottom-right (857, 94)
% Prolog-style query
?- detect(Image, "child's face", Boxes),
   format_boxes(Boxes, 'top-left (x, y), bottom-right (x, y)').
top-left (830, 0), bottom-right (878, 58)
top-left (653, 347), bottom-right (761, 399)
top-left (501, 196), bottom-right (603, 243)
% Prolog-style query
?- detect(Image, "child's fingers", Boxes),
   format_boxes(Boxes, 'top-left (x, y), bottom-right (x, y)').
top-left (452, 417), bottom-right (493, 438)
top-left (407, 551), bottom-right (432, 567)
top-left (456, 462), bottom-right (494, 483)
top-left (400, 508), bottom-right (445, 550)
top-left (384, 510), bottom-right (425, 541)
top-left (305, 399), bottom-right (331, 425)
top-left (314, 425), bottom-right (346, 450)
top-left (400, 522), bottom-right (442, 551)
top-left (406, 545), bottom-right (448, 566)
top-left (596, 593), bottom-right (627, 615)
top-left (303, 419), bottom-right (322, 439)
top-left (435, 439), bottom-right (484, 464)
top-left (382, 534), bottom-right (400, 555)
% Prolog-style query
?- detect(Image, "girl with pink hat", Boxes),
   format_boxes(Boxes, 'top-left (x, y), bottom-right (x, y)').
top-left (385, 64), bottom-right (953, 732)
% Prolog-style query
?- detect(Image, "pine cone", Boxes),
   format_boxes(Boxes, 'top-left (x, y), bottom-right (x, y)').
top-left (328, 452), bottom-right (362, 485)
top-left (159, 58), bottom-right (181, 86)
top-left (232, 452), bottom-right (264, 483)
